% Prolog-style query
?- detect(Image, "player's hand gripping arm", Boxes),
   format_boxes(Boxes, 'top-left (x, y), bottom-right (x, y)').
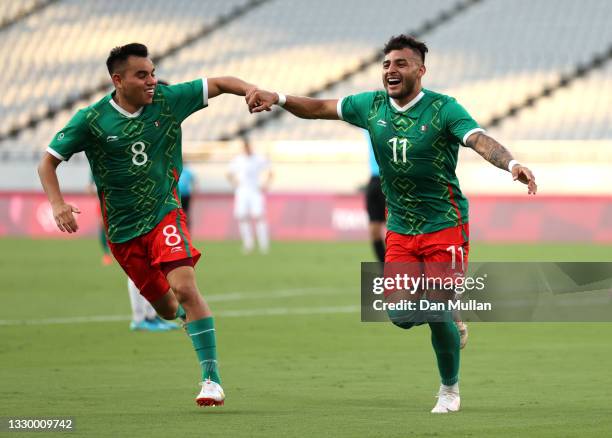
top-left (466, 132), bottom-right (537, 195)
top-left (37, 153), bottom-right (81, 232)
top-left (207, 77), bottom-right (258, 99)
top-left (247, 90), bottom-right (340, 120)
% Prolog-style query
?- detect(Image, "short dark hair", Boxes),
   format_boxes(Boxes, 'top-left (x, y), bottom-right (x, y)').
top-left (106, 43), bottom-right (149, 75)
top-left (383, 35), bottom-right (428, 63)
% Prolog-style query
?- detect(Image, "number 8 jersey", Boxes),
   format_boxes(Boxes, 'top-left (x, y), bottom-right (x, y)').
top-left (47, 79), bottom-right (207, 243)
top-left (339, 89), bottom-right (483, 235)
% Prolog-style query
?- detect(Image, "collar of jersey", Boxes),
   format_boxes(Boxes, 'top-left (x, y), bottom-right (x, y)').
top-left (109, 96), bottom-right (144, 118)
top-left (388, 90), bottom-right (425, 114)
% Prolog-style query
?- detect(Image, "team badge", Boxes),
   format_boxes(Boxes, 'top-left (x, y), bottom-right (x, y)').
top-left (420, 124), bottom-right (428, 132)
top-left (154, 120), bottom-right (160, 128)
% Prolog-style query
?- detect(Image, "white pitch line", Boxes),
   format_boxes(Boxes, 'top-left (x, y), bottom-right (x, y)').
top-left (0, 305), bottom-right (360, 327)
top-left (205, 287), bottom-right (350, 303)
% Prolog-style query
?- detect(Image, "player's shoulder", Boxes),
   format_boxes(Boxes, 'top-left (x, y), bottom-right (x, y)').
top-left (63, 95), bottom-right (109, 128)
top-left (155, 79), bottom-right (203, 96)
top-left (421, 89), bottom-right (457, 105)
top-left (344, 89), bottom-right (385, 101)
top-left (154, 83), bottom-right (171, 98)
top-left (421, 89), bottom-right (466, 116)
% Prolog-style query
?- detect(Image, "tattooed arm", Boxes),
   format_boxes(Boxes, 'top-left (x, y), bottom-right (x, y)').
top-left (466, 132), bottom-right (538, 195)
top-left (465, 132), bottom-right (514, 170)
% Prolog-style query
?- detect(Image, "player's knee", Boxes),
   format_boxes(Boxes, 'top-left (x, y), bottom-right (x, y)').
top-left (390, 319), bottom-right (416, 330)
top-left (386, 309), bottom-right (417, 330)
top-left (172, 281), bottom-right (200, 303)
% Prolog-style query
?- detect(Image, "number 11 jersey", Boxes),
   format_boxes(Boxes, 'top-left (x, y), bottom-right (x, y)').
top-left (339, 89), bottom-right (483, 235)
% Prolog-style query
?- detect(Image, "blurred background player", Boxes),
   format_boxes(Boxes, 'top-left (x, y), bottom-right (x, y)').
top-left (178, 162), bottom-right (197, 227)
top-left (364, 130), bottom-right (386, 262)
top-left (247, 34), bottom-right (536, 414)
top-left (126, 277), bottom-right (180, 332)
top-left (227, 137), bottom-right (273, 254)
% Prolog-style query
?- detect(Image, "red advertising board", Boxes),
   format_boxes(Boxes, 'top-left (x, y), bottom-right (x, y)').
top-left (0, 192), bottom-right (610, 242)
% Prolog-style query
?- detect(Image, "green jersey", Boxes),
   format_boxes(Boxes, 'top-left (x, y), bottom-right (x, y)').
top-left (48, 79), bottom-right (207, 243)
top-left (340, 89), bottom-right (483, 235)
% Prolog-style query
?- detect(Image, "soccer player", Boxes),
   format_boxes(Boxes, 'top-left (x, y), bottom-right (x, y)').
top-left (226, 137), bottom-right (273, 254)
top-left (246, 35), bottom-right (537, 413)
top-left (363, 130), bottom-right (386, 262)
top-left (38, 43), bottom-right (259, 406)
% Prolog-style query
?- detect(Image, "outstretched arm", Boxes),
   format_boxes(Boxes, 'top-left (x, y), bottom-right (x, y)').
top-left (37, 153), bottom-right (81, 232)
top-left (247, 90), bottom-right (340, 120)
top-left (465, 132), bottom-right (537, 195)
top-left (207, 77), bottom-right (258, 99)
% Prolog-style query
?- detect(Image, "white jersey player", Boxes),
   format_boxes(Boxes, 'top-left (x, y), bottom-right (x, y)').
top-left (227, 138), bottom-right (272, 254)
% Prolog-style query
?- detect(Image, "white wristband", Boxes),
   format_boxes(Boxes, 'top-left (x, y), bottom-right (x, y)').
top-left (508, 159), bottom-right (519, 172)
top-left (276, 93), bottom-right (287, 107)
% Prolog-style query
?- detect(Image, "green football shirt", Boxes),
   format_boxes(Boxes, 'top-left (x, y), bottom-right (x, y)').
top-left (47, 79), bottom-right (207, 243)
top-left (340, 88), bottom-right (483, 235)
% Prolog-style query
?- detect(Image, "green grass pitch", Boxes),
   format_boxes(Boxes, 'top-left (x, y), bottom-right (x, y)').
top-left (1, 238), bottom-right (611, 437)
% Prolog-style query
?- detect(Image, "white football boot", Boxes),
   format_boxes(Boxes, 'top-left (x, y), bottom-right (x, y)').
top-left (431, 385), bottom-right (460, 413)
top-left (196, 379), bottom-right (225, 407)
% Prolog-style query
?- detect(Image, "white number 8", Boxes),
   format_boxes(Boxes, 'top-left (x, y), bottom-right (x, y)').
top-left (131, 141), bottom-right (148, 166)
top-left (163, 225), bottom-right (181, 246)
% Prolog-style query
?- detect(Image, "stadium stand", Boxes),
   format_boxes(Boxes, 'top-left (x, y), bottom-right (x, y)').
top-left (0, 0), bottom-right (56, 31)
top-left (251, 0), bottom-right (612, 141)
top-left (0, 0), bottom-right (610, 155)
top-left (0, 0), bottom-right (258, 143)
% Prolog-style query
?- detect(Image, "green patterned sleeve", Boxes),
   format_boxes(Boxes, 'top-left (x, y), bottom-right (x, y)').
top-left (160, 78), bottom-right (207, 123)
top-left (441, 98), bottom-right (484, 146)
top-left (46, 109), bottom-right (91, 161)
top-left (339, 91), bottom-right (376, 129)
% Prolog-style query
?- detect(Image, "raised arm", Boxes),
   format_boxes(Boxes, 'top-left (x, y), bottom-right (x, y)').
top-left (207, 77), bottom-right (258, 99)
top-left (247, 90), bottom-right (340, 120)
top-left (465, 132), bottom-right (537, 195)
top-left (37, 153), bottom-right (81, 232)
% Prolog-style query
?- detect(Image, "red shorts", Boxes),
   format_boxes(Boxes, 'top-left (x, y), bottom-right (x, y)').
top-left (383, 224), bottom-right (469, 297)
top-left (108, 209), bottom-right (201, 302)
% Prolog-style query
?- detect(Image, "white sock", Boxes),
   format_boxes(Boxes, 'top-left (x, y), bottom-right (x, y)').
top-left (238, 220), bottom-right (254, 252)
top-left (255, 219), bottom-right (269, 253)
top-left (143, 300), bottom-right (157, 320)
top-left (441, 383), bottom-right (459, 393)
top-left (127, 278), bottom-right (146, 323)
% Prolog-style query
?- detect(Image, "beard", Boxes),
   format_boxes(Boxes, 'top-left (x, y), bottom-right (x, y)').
top-left (387, 77), bottom-right (417, 99)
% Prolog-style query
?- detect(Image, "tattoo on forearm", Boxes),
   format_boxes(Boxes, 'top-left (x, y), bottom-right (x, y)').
top-left (468, 133), bottom-right (514, 170)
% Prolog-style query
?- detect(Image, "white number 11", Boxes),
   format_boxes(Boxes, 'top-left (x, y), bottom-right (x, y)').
top-left (446, 245), bottom-right (465, 270)
top-left (388, 137), bottom-right (408, 163)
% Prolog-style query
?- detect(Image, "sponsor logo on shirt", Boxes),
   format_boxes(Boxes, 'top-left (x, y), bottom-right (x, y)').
top-left (170, 246), bottom-right (184, 254)
top-left (377, 120), bottom-right (387, 127)
top-left (154, 120), bottom-right (160, 128)
top-left (420, 124), bottom-right (428, 132)
top-left (57, 133), bottom-right (65, 141)
top-left (106, 135), bottom-right (119, 142)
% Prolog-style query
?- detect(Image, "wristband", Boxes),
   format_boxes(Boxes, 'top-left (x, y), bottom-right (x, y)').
top-left (276, 93), bottom-right (287, 107)
top-left (508, 159), bottom-right (519, 172)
